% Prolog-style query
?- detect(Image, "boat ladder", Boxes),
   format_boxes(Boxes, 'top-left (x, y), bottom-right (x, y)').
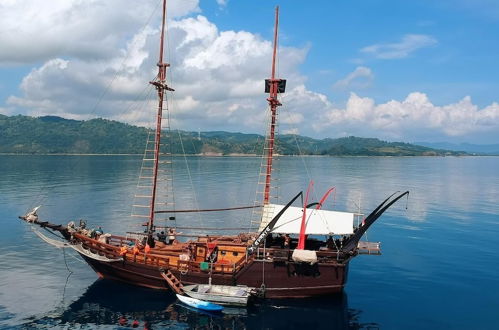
top-left (160, 269), bottom-right (184, 294)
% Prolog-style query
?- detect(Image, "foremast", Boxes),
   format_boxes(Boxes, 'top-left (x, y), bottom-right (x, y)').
top-left (148, 0), bottom-right (174, 234)
top-left (263, 6), bottom-right (286, 205)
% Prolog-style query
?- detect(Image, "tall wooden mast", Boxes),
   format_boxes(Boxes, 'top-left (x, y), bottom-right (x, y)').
top-left (263, 6), bottom-right (286, 205)
top-left (148, 0), bottom-right (174, 233)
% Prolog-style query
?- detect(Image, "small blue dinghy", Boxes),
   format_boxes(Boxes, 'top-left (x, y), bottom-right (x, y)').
top-left (176, 294), bottom-right (224, 312)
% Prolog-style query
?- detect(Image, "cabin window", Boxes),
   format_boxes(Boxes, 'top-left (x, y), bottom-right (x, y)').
top-left (232, 252), bottom-right (239, 257)
top-left (220, 250), bottom-right (226, 256)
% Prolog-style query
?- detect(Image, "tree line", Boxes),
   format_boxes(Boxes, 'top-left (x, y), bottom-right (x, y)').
top-left (0, 115), bottom-right (465, 156)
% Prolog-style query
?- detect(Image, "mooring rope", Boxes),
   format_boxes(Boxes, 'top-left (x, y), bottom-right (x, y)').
top-left (61, 248), bottom-right (73, 302)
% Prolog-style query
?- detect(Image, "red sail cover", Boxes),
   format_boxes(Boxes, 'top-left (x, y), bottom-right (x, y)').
top-left (297, 181), bottom-right (313, 249)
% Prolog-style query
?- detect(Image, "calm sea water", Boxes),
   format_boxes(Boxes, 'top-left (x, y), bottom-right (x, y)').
top-left (1, 155), bottom-right (499, 329)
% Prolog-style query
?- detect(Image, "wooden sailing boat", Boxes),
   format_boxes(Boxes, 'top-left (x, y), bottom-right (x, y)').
top-left (19, 2), bottom-right (409, 298)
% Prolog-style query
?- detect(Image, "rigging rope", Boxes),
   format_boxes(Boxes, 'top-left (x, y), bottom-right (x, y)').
top-left (161, 7), bottom-right (208, 233)
top-left (279, 103), bottom-right (318, 201)
top-left (247, 106), bottom-right (274, 233)
top-left (86, 0), bottom-right (163, 119)
top-left (61, 248), bottom-right (73, 303)
top-left (25, 0), bottom-right (164, 216)
top-left (175, 128), bottom-right (203, 228)
top-left (164, 93), bottom-right (176, 227)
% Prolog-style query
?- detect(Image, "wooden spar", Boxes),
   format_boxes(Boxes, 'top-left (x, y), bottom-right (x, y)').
top-left (248, 191), bottom-right (303, 254)
top-left (154, 204), bottom-right (262, 214)
top-left (341, 191), bottom-right (410, 253)
top-left (270, 7), bottom-right (279, 82)
top-left (297, 181), bottom-right (313, 249)
top-left (297, 186), bottom-right (335, 249)
top-left (150, 226), bottom-right (254, 231)
top-left (263, 6), bottom-right (282, 205)
top-left (315, 187), bottom-right (336, 210)
top-left (148, 0), bottom-right (173, 232)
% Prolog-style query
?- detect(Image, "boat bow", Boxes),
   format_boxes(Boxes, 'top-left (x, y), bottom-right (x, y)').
top-left (341, 191), bottom-right (410, 253)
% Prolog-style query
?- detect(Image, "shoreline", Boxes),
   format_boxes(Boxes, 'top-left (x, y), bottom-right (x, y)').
top-left (0, 153), bottom-right (490, 157)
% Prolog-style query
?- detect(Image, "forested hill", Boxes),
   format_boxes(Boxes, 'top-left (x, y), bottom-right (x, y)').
top-left (0, 115), bottom-right (467, 156)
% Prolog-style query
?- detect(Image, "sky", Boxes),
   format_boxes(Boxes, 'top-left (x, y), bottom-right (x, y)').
top-left (0, 0), bottom-right (498, 144)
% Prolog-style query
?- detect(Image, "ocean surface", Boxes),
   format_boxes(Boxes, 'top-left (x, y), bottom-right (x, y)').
top-left (1, 155), bottom-right (498, 329)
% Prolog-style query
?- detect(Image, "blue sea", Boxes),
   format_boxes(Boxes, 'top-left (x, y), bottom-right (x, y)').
top-left (1, 155), bottom-right (498, 329)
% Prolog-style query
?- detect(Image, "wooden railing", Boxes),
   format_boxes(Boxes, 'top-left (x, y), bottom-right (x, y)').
top-left (74, 233), bottom-right (255, 273)
top-left (254, 247), bottom-right (344, 263)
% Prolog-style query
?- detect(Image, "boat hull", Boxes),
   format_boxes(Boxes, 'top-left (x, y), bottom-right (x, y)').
top-left (182, 284), bottom-right (250, 306)
top-left (176, 294), bottom-right (224, 312)
top-left (81, 255), bottom-right (170, 290)
top-left (81, 254), bottom-right (349, 298)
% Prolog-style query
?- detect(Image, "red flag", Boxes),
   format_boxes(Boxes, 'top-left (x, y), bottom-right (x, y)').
top-left (206, 242), bottom-right (217, 257)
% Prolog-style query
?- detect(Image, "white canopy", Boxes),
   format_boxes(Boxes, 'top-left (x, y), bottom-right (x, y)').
top-left (259, 204), bottom-right (355, 235)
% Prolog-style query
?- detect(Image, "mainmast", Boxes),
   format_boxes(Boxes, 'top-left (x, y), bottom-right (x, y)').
top-left (148, 0), bottom-right (174, 233)
top-left (263, 6), bottom-right (286, 205)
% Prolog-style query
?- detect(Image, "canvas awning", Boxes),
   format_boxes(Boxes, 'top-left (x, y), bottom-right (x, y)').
top-left (259, 204), bottom-right (355, 235)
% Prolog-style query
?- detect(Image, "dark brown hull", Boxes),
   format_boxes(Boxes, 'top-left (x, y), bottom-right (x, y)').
top-left (81, 255), bottom-right (170, 290)
top-left (81, 254), bottom-right (349, 298)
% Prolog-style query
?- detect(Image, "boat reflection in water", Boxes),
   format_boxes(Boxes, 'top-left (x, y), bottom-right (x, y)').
top-left (19, 279), bottom-right (377, 329)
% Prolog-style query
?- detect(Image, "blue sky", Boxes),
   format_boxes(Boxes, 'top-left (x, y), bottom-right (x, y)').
top-left (203, 0), bottom-right (499, 106)
top-left (0, 0), bottom-right (498, 144)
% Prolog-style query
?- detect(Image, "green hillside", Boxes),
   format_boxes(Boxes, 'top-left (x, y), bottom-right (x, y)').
top-left (0, 115), bottom-right (466, 156)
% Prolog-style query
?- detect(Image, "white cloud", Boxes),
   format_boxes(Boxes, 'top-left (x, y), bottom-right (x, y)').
top-left (361, 34), bottom-right (437, 59)
top-left (282, 128), bottom-right (299, 135)
top-left (333, 66), bottom-right (373, 90)
top-left (0, 0), bottom-right (200, 64)
top-left (216, 0), bottom-right (228, 8)
top-left (311, 92), bottom-right (499, 141)
top-left (6, 12), bottom-right (308, 132)
top-left (3, 1), bottom-right (499, 143)
top-left (0, 106), bottom-right (13, 115)
top-left (280, 112), bottom-right (304, 125)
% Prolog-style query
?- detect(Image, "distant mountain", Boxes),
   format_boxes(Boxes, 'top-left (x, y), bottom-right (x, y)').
top-left (0, 114), bottom-right (148, 154)
top-left (0, 114), bottom-right (467, 156)
top-left (415, 142), bottom-right (499, 155)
